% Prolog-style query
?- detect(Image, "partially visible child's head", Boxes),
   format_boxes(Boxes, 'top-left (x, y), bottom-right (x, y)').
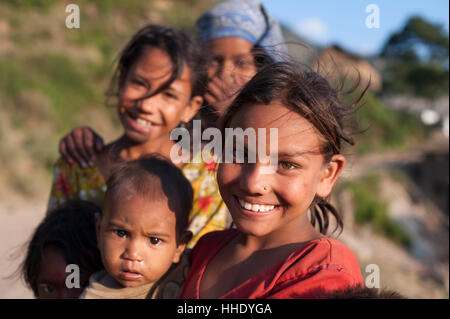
top-left (96, 155), bottom-right (193, 288)
top-left (218, 62), bottom-right (362, 238)
top-left (196, 0), bottom-right (287, 117)
top-left (197, 0), bottom-right (286, 74)
top-left (22, 200), bottom-right (103, 299)
top-left (108, 24), bottom-right (206, 145)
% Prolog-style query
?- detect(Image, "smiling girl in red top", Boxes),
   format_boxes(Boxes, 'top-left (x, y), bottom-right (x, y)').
top-left (181, 62), bottom-right (365, 299)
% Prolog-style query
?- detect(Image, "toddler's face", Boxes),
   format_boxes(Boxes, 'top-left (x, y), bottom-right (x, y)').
top-left (36, 246), bottom-right (89, 299)
top-left (96, 193), bottom-right (185, 288)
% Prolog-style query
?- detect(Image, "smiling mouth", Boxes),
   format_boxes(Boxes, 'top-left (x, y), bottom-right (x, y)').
top-left (127, 111), bottom-right (154, 128)
top-left (234, 195), bottom-right (279, 213)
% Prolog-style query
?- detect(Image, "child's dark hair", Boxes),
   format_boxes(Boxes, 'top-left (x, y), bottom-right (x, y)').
top-left (21, 200), bottom-right (103, 297)
top-left (221, 62), bottom-right (367, 235)
top-left (104, 154), bottom-right (194, 239)
top-left (107, 24), bottom-right (207, 105)
top-left (324, 286), bottom-right (405, 299)
top-left (295, 285), bottom-right (405, 299)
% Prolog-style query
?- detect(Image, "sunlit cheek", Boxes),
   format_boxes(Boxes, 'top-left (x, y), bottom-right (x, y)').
top-left (278, 177), bottom-right (316, 211)
top-left (102, 237), bottom-right (124, 263)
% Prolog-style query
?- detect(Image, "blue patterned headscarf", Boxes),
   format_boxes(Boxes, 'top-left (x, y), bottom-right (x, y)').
top-left (196, 0), bottom-right (287, 61)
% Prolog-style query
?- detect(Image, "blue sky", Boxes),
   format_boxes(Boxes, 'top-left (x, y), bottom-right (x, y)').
top-left (259, 0), bottom-right (449, 56)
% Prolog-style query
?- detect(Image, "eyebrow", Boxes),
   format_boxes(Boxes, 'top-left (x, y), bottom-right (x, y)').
top-left (107, 220), bottom-right (129, 228)
top-left (145, 232), bottom-right (171, 238)
top-left (276, 150), bottom-right (323, 158)
top-left (108, 220), bottom-right (171, 238)
top-left (234, 54), bottom-right (254, 59)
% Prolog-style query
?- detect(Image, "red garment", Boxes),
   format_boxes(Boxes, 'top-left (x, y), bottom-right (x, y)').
top-left (181, 229), bottom-right (364, 299)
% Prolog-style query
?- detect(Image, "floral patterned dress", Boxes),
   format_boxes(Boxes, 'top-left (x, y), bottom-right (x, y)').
top-left (47, 151), bottom-right (228, 248)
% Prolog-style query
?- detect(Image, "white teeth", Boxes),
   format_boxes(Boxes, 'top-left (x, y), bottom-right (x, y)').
top-left (238, 198), bottom-right (275, 212)
top-left (136, 118), bottom-right (151, 127)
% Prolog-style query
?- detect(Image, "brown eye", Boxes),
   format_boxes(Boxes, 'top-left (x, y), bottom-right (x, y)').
top-left (164, 91), bottom-right (177, 99)
top-left (39, 283), bottom-right (56, 294)
top-left (114, 230), bottom-right (127, 238)
top-left (236, 60), bottom-right (252, 68)
top-left (130, 78), bottom-right (144, 86)
top-left (278, 161), bottom-right (296, 170)
top-left (149, 237), bottom-right (162, 246)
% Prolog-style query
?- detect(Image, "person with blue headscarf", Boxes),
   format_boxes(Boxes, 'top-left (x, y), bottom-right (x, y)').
top-left (55, 0), bottom-right (286, 179)
top-left (197, 0), bottom-right (287, 117)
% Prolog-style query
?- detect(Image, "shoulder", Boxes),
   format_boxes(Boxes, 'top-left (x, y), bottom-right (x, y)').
top-left (52, 156), bottom-right (99, 178)
top-left (305, 238), bottom-right (361, 269)
top-left (48, 157), bottom-right (106, 211)
top-left (151, 250), bottom-right (192, 299)
top-left (79, 270), bottom-right (111, 299)
top-left (281, 237), bottom-right (363, 285)
top-left (266, 238), bottom-right (364, 298)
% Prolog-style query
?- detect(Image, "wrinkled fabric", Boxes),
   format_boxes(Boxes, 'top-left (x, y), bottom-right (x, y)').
top-left (181, 229), bottom-right (364, 299)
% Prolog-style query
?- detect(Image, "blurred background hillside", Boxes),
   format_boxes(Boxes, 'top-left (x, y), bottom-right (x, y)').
top-left (0, 0), bottom-right (448, 298)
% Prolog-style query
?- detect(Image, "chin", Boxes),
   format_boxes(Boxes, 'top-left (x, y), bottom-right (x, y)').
top-left (232, 218), bottom-right (275, 238)
top-left (124, 130), bottom-right (151, 144)
top-left (117, 280), bottom-right (146, 288)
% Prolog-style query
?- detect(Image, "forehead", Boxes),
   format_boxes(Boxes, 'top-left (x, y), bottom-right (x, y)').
top-left (132, 47), bottom-right (192, 87)
top-left (207, 36), bottom-right (254, 57)
top-left (228, 103), bottom-right (324, 152)
top-left (104, 193), bottom-right (177, 230)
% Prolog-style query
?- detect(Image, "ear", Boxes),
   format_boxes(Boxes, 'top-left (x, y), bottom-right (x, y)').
top-left (172, 230), bottom-right (192, 263)
top-left (94, 212), bottom-right (102, 249)
top-left (316, 154), bottom-right (346, 198)
top-left (181, 95), bottom-right (203, 123)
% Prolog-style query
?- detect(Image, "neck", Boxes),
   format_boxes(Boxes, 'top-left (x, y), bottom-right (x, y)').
top-left (237, 214), bottom-right (323, 252)
top-left (117, 134), bottom-right (175, 162)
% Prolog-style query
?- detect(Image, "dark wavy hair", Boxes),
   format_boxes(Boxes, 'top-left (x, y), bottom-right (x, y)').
top-left (221, 62), bottom-right (367, 235)
top-left (21, 200), bottom-right (103, 297)
top-left (106, 24), bottom-right (207, 105)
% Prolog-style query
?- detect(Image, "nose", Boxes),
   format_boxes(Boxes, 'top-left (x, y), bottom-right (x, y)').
top-left (122, 239), bottom-right (144, 262)
top-left (239, 163), bottom-right (272, 195)
top-left (211, 58), bottom-right (235, 80)
top-left (221, 60), bottom-right (236, 78)
top-left (135, 94), bottom-right (158, 114)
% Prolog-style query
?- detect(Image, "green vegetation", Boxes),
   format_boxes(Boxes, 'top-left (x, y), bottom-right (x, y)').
top-left (339, 174), bottom-right (412, 248)
top-left (343, 91), bottom-right (429, 154)
top-left (381, 16), bottom-right (449, 99)
top-left (0, 0), bottom-right (215, 197)
top-left (2, 0), bottom-right (58, 11)
top-left (0, 53), bottom-right (101, 132)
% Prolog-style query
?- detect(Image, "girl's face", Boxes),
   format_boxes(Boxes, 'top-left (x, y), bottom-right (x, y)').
top-left (36, 246), bottom-right (90, 299)
top-left (207, 37), bottom-right (258, 80)
top-left (217, 103), bottom-right (345, 239)
top-left (96, 193), bottom-right (187, 288)
top-left (119, 47), bottom-right (202, 144)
